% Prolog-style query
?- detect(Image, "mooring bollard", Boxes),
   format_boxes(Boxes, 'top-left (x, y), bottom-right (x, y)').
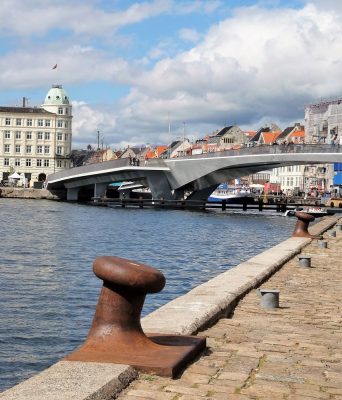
top-left (317, 240), bottom-right (328, 249)
top-left (65, 256), bottom-right (205, 377)
top-left (298, 254), bottom-right (311, 268)
top-left (258, 289), bottom-right (280, 309)
top-left (292, 211), bottom-right (321, 239)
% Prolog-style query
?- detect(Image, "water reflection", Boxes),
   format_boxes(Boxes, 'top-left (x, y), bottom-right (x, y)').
top-left (0, 199), bottom-right (295, 391)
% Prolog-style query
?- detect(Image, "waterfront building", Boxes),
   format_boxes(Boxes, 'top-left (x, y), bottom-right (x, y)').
top-left (160, 140), bottom-right (192, 158)
top-left (269, 164), bottom-right (333, 195)
top-left (249, 124), bottom-right (281, 145)
top-left (88, 148), bottom-right (117, 164)
top-left (207, 126), bottom-right (246, 152)
top-left (304, 98), bottom-right (342, 143)
top-left (191, 139), bottom-right (209, 155)
top-left (0, 85), bottom-right (72, 186)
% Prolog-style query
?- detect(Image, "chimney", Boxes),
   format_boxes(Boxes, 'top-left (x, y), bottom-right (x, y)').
top-left (22, 97), bottom-right (27, 107)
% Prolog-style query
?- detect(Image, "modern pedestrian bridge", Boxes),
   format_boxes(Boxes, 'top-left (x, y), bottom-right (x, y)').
top-left (47, 144), bottom-right (342, 201)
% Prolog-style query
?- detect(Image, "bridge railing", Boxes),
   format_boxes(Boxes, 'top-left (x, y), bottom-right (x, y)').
top-left (47, 144), bottom-right (341, 183)
top-left (48, 157), bottom-right (131, 182)
top-left (163, 143), bottom-right (342, 161)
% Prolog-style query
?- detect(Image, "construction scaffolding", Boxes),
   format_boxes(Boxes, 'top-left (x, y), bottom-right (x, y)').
top-left (304, 98), bottom-right (342, 143)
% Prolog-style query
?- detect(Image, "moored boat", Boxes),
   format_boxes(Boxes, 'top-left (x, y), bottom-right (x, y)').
top-left (208, 183), bottom-right (255, 203)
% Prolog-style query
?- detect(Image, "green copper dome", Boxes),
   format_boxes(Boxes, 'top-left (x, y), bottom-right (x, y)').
top-left (44, 84), bottom-right (70, 105)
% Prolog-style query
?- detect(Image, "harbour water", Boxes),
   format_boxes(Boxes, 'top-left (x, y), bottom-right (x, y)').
top-left (0, 199), bottom-right (295, 392)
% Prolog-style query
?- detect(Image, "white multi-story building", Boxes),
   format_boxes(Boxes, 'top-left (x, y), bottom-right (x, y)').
top-left (0, 84), bottom-right (72, 186)
top-left (270, 164), bottom-right (333, 195)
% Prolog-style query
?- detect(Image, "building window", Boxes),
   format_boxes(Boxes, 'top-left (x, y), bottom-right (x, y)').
top-left (15, 159), bottom-right (20, 166)
top-left (45, 120), bottom-right (51, 127)
top-left (4, 144), bottom-right (10, 153)
top-left (44, 146), bottom-right (50, 154)
top-left (4, 158), bottom-right (9, 166)
top-left (44, 132), bottom-right (50, 140)
top-left (15, 131), bottom-right (21, 139)
top-left (38, 119), bottom-right (43, 127)
top-left (65, 108), bottom-right (68, 115)
top-left (15, 145), bottom-right (21, 153)
top-left (5, 117), bottom-right (10, 125)
top-left (37, 145), bottom-right (43, 154)
top-left (4, 131), bottom-right (10, 139)
top-left (37, 159), bottom-right (42, 167)
top-left (57, 160), bottom-right (62, 167)
top-left (58, 107), bottom-right (63, 115)
top-left (26, 132), bottom-right (32, 140)
top-left (26, 119), bottom-right (33, 127)
top-left (65, 121), bottom-right (68, 128)
top-left (65, 133), bottom-right (69, 141)
top-left (56, 146), bottom-right (63, 155)
top-left (26, 159), bottom-right (31, 167)
top-left (26, 145), bottom-right (32, 153)
top-left (37, 132), bottom-right (43, 140)
top-left (44, 159), bottom-right (49, 167)
top-left (57, 133), bottom-right (63, 141)
top-left (16, 118), bottom-right (22, 126)
top-left (57, 120), bottom-right (63, 128)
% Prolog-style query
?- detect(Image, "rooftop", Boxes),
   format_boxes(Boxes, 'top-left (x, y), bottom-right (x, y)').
top-left (0, 106), bottom-right (54, 114)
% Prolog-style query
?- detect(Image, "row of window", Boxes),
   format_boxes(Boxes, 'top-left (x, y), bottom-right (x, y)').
top-left (3, 144), bottom-right (65, 155)
top-left (4, 158), bottom-right (50, 167)
top-left (280, 177), bottom-right (303, 187)
top-left (2, 131), bottom-right (69, 141)
top-left (58, 107), bottom-right (69, 115)
top-left (278, 165), bottom-right (302, 173)
top-left (2, 118), bottom-right (69, 128)
top-left (3, 158), bottom-right (67, 168)
top-left (223, 137), bottom-right (236, 144)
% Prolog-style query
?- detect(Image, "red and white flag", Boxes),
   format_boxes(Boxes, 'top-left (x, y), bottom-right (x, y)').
top-left (52, 64), bottom-right (57, 69)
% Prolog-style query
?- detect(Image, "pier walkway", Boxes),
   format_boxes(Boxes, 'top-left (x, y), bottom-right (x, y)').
top-left (119, 228), bottom-right (342, 399)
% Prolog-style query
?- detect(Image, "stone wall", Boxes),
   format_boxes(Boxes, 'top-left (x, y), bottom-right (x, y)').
top-left (0, 187), bottom-right (66, 200)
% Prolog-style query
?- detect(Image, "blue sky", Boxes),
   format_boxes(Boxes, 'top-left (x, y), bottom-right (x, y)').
top-left (0, 0), bottom-right (341, 148)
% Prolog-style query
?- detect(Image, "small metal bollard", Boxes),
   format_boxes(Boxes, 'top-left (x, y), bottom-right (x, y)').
top-left (317, 240), bottom-right (328, 249)
top-left (298, 254), bottom-right (311, 268)
top-left (258, 289), bottom-right (280, 309)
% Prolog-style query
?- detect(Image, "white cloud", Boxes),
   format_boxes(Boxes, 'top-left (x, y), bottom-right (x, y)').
top-left (0, 44), bottom-right (133, 89)
top-left (2, 1), bottom-right (342, 150)
top-left (0, 0), bottom-right (171, 36)
top-left (99, 2), bottom-right (342, 147)
top-left (179, 28), bottom-right (201, 43)
top-left (0, 0), bottom-right (218, 37)
top-left (72, 101), bottom-right (117, 147)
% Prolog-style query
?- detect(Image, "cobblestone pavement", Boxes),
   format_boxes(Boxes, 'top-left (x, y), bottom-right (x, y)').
top-left (118, 229), bottom-right (342, 400)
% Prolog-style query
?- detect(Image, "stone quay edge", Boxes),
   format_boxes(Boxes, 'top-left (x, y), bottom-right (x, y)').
top-left (0, 216), bottom-right (339, 400)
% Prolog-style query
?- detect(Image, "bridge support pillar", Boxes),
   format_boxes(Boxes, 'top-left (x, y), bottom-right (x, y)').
top-left (147, 172), bottom-right (174, 200)
top-left (94, 183), bottom-right (107, 198)
top-left (67, 188), bottom-right (80, 201)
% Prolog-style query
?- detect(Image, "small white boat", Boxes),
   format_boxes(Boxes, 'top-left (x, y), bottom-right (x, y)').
top-left (208, 184), bottom-right (254, 203)
top-left (284, 206), bottom-right (328, 217)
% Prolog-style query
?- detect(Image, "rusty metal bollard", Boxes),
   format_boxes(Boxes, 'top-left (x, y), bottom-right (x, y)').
top-left (65, 256), bottom-right (205, 377)
top-left (292, 212), bottom-right (322, 239)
